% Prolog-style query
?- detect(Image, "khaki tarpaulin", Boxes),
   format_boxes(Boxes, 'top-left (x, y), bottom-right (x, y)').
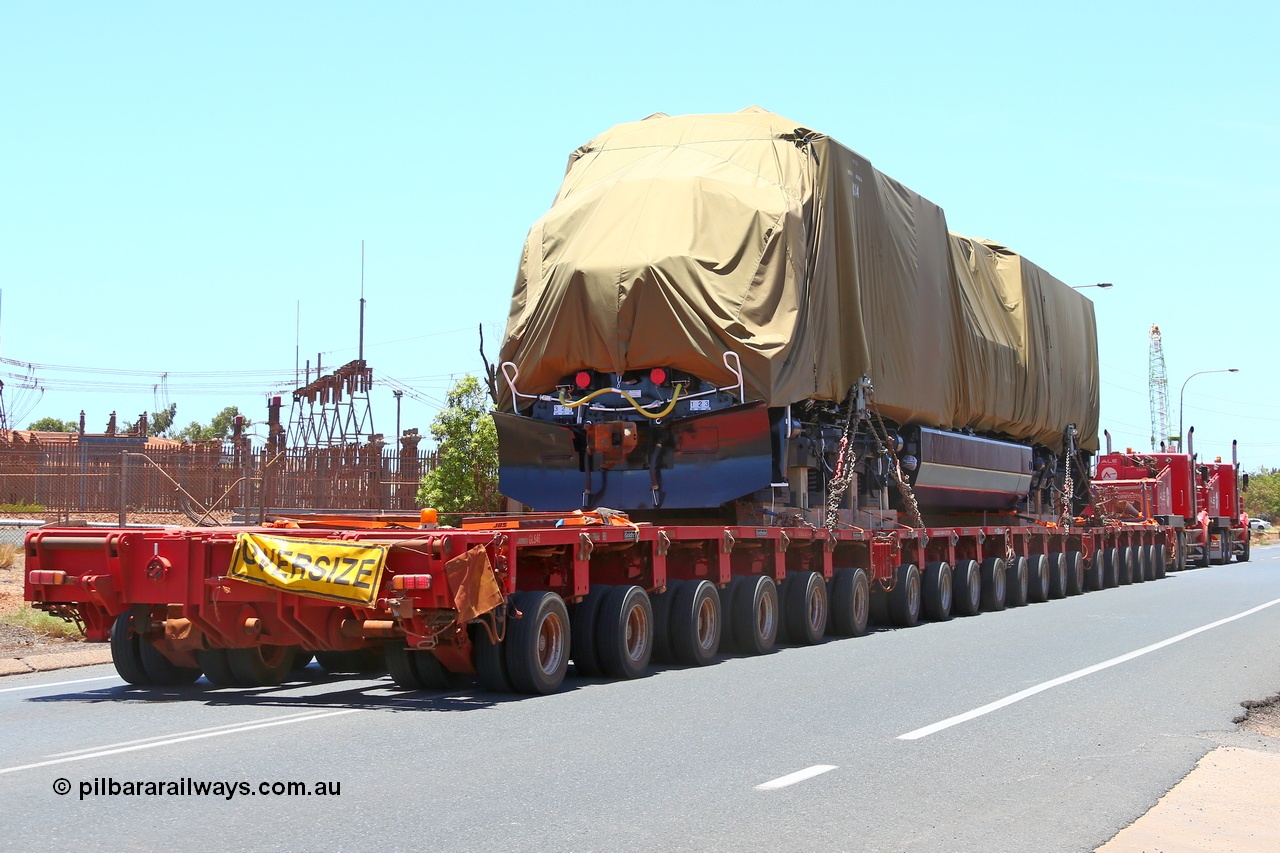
top-left (445, 546), bottom-right (504, 623)
top-left (498, 108), bottom-right (1099, 453)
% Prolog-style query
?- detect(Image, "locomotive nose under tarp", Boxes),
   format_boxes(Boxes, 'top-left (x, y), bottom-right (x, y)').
top-left (494, 402), bottom-right (773, 511)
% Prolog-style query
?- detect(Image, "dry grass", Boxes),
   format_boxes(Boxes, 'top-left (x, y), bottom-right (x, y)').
top-left (0, 543), bottom-right (18, 571)
top-left (0, 606), bottom-right (82, 640)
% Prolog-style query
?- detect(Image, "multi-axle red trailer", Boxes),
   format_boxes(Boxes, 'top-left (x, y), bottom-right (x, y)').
top-left (23, 509), bottom-right (1177, 696)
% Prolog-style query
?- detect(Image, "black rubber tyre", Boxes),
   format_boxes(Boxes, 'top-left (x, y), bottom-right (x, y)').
top-left (1066, 551), bottom-right (1086, 595)
top-left (980, 558), bottom-right (1007, 612)
top-left (921, 561), bottom-right (953, 621)
top-left (596, 585), bottom-right (653, 679)
top-left (782, 571), bottom-right (828, 644)
top-left (1084, 549), bottom-right (1105, 591)
top-left (888, 564), bottom-right (921, 627)
top-left (505, 590), bottom-right (571, 694)
top-left (1141, 540), bottom-right (1162, 581)
top-left (954, 559), bottom-right (982, 616)
top-left (730, 575), bottom-right (779, 656)
top-left (473, 616), bottom-right (512, 692)
top-left (828, 567), bottom-right (870, 637)
top-left (385, 642), bottom-right (429, 689)
top-left (570, 585), bottom-right (611, 677)
top-left (1101, 547), bottom-right (1119, 588)
top-left (1047, 554), bottom-right (1068, 600)
top-left (650, 581), bottom-right (681, 664)
top-left (1006, 557), bottom-right (1029, 607)
top-left (1027, 555), bottom-right (1050, 603)
top-left (195, 648), bottom-right (240, 686)
top-left (109, 613), bottom-right (151, 686)
top-left (1117, 546), bottom-right (1133, 585)
top-left (1150, 543), bottom-right (1167, 579)
top-left (1174, 531), bottom-right (1187, 572)
top-left (316, 648), bottom-right (385, 674)
top-left (227, 644), bottom-right (297, 686)
top-left (1130, 545), bottom-right (1147, 584)
top-left (139, 638), bottom-right (201, 686)
top-left (1240, 532), bottom-right (1251, 564)
top-left (670, 580), bottom-right (721, 666)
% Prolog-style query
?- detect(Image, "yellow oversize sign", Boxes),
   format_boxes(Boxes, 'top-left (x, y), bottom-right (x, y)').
top-left (227, 533), bottom-right (388, 606)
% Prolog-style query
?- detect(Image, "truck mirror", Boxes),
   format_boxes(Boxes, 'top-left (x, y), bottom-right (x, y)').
top-left (1242, 473), bottom-right (1249, 491)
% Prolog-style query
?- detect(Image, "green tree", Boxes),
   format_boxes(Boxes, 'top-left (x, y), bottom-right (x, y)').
top-left (177, 406), bottom-right (251, 443)
top-left (27, 416), bottom-right (78, 432)
top-left (149, 403), bottom-right (178, 437)
top-left (1243, 468), bottom-right (1280, 521)
top-left (418, 375), bottom-right (502, 515)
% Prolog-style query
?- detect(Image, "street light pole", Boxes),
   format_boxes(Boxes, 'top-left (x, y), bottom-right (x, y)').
top-left (393, 390), bottom-right (403, 444)
top-left (1177, 368), bottom-right (1239, 450)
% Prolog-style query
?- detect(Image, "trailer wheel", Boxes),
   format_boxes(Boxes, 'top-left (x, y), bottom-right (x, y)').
top-left (1006, 557), bottom-right (1029, 607)
top-left (596, 585), bottom-right (653, 679)
top-left (1145, 544), bottom-right (1159, 579)
top-left (1150, 543), bottom-right (1168, 579)
top-left (473, 616), bottom-right (512, 692)
top-left (650, 581), bottom-right (682, 664)
top-left (570, 585), bottom-right (611, 678)
top-left (1174, 532), bottom-right (1186, 572)
top-left (139, 638), bottom-right (201, 686)
top-left (1100, 548), bottom-right (1119, 589)
top-left (1047, 554), bottom-right (1068, 600)
top-left (670, 580), bottom-right (721, 666)
top-left (506, 590), bottom-right (571, 694)
top-left (195, 648), bottom-right (240, 686)
top-left (782, 571), bottom-right (827, 644)
top-left (829, 568), bottom-right (870, 637)
top-left (1117, 546), bottom-right (1134, 585)
top-left (1220, 533), bottom-right (1233, 564)
top-left (888, 564), bottom-right (921, 627)
top-left (921, 562), bottom-right (952, 621)
top-left (1027, 555), bottom-right (1050, 603)
top-left (1130, 546), bottom-right (1147, 583)
top-left (1239, 532), bottom-right (1251, 564)
top-left (730, 575), bottom-right (778, 655)
top-left (109, 613), bottom-right (151, 686)
top-left (1067, 551), bottom-right (1086, 595)
top-left (1085, 548), bottom-right (1105, 589)
top-left (317, 648), bottom-right (385, 675)
top-left (384, 644), bottom-right (455, 689)
top-left (385, 643), bottom-right (427, 689)
top-left (227, 645), bottom-right (297, 687)
top-left (979, 558), bottom-right (1007, 612)
top-left (954, 560), bottom-right (982, 615)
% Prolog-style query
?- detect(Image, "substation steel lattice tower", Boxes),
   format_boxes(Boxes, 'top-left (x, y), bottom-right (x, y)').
top-left (1149, 324), bottom-right (1171, 451)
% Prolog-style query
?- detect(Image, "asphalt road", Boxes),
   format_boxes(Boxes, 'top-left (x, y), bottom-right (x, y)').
top-left (3, 548), bottom-right (1279, 852)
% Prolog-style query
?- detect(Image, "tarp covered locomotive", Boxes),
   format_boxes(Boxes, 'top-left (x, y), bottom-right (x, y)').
top-left (495, 108), bottom-right (1099, 520)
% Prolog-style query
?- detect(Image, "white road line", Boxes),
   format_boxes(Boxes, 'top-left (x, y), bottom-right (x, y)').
top-left (0, 675), bottom-right (120, 694)
top-left (0, 709), bottom-right (362, 776)
top-left (755, 765), bottom-right (838, 790)
top-left (899, 594), bottom-right (1280, 741)
top-left (46, 710), bottom-right (329, 757)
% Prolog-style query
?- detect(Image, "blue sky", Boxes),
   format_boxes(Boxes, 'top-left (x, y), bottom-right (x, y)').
top-left (3, 2), bottom-right (1277, 467)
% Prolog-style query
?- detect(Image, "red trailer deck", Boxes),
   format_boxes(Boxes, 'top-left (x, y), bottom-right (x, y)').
top-left (24, 512), bottom-right (1174, 695)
